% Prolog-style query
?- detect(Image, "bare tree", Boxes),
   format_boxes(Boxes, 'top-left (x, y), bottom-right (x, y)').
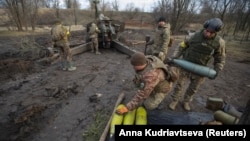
top-left (64, 0), bottom-right (72, 8)
top-left (215, 0), bottom-right (233, 21)
top-left (111, 0), bottom-right (119, 11)
top-left (0, 0), bottom-right (45, 31)
top-left (52, 0), bottom-right (60, 18)
top-left (39, 0), bottom-right (56, 8)
top-left (125, 3), bottom-right (140, 20)
top-left (1, 0), bottom-right (25, 31)
top-left (200, 0), bottom-right (213, 16)
top-left (72, 0), bottom-right (80, 25)
top-left (29, 0), bottom-right (40, 31)
top-left (152, 0), bottom-right (199, 34)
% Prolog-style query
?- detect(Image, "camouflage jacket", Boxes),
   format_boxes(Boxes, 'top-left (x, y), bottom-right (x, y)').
top-left (88, 23), bottom-right (100, 39)
top-left (126, 56), bottom-right (172, 111)
top-left (51, 23), bottom-right (69, 45)
top-left (148, 23), bottom-right (171, 55)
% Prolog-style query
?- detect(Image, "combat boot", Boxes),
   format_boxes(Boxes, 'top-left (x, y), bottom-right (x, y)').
top-left (95, 51), bottom-right (101, 55)
top-left (68, 66), bottom-right (76, 71)
top-left (61, 61), bottom-right (67, 71)
top-left (169, 100), bottom-right (178, 110)
top-left (95, 46), bottom-right (101, 54)
top-left (67, 62), bottom-right (77, 71)
top-left (183, 102), bottom-right (191, 111)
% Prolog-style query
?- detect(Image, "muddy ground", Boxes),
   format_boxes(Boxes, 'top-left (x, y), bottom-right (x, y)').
top-left (0, 27), bottom-right (250, 141)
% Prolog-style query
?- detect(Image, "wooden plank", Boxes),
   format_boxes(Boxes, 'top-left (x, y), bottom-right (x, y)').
top-left (99, 92), bottom-right (125, 141)
top-left (112, 40), bottom-right (137, 56)
top-left (71, 42), bottom-right (91, 56)
top-left (36, 42), bottom-right (91, 63)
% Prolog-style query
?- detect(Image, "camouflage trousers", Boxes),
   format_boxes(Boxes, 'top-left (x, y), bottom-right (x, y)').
top-left (146, 48), bottom-right (166, 62)
top-left (90, 38), bottom-right (99, 52)
top-left (171, 68), bottom-right (205, 102)
top-left (144, 81), bottom-right (172, 110)
top-left (55, 42), bottom-right (72, 62)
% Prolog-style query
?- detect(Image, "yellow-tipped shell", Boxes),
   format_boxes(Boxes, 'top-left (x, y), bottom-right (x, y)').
top-left (123, 109), bottom-right (136, 125)
top-left (135, 106), bottom-right (147, 125)
top-left (110, 104), bottom-right (125, 135)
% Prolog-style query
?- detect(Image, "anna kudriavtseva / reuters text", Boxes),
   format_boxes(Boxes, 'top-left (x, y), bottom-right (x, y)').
top-left (114, 125), bottom-right (249, 140)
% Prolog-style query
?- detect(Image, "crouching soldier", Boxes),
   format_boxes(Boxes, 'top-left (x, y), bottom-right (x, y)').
top-left (116, 52), bottom-right (179, 115)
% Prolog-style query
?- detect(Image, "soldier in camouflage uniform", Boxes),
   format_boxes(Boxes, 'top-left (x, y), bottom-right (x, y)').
top-left (146, 17), bottom-right (171, 61)
top-left (51, 19), bottom-right (76, 71)
top-left (88, 22), bottom-right (101, 54)
top-left (168, 18), bottom-right (226, 111)
top-left (116, 52), bottom-right (179, 115)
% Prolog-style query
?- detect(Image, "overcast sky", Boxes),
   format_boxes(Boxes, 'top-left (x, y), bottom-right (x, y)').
top-left (79, 0), bottom-right (158, 12)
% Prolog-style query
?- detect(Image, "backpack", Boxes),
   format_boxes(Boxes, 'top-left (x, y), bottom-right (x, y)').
top-left (51, 25), bottom-right (65, 41)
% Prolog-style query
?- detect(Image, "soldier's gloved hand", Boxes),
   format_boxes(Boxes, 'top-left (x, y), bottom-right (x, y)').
top-left (158, 51), bottom-right (164, 60)
top-left (210, 68), bottom-right (220, 80)
top-left (116, 106), bottom-right (129, 115)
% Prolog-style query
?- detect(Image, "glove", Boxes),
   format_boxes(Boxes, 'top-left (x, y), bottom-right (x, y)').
top-left (115, 106), bottom-right (129, 115)
top-left (158, 51), bottom-right (164, 60)
top-left (209, 68), bottom-right (220, 80)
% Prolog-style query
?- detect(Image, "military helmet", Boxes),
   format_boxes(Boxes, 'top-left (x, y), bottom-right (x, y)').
top-left (203, 18), bottom-right (223, 32)
top-left (130, 52), bottom-right (147, 66)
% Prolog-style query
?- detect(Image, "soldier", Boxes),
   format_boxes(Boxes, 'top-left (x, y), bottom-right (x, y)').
top-left (88, 22), bottom-right (101, 54)
top-left (99, 16), bottom-right (114, 48)
top-left (146, 17), bottom-right (171, 61)
top-left (168, 18), bottom-right (226, 111)
top-left (115, 52), bottom-right (179, 115)
top-left (51, 19), bottom-right (76, 71)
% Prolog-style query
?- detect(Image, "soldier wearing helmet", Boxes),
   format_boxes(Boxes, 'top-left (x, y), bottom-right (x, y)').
top-left (168, 18), bottom-right (226, 111)
top-left (146, 16), bottom-right (171, 61)
top-left (51, 19), bottom-right (76, 71)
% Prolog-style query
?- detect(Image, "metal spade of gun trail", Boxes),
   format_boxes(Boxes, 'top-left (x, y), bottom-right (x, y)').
top-left (172, 59), bottom-right (217, 79)
top-left (144, 35), bottom-right (150, 54)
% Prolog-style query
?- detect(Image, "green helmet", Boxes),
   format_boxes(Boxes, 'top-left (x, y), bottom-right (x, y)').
top-left (203, 18), bottom-right (223, 32)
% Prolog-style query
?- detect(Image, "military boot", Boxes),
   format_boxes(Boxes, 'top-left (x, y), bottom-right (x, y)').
top-left (61, 61), bottom-right (67, 71)
top-left (95, 51), bottom-right (101, 55)
top-left (169, 100), bottom-right (178, 110)
top-left (67, 62), bottom-right (76, 71)
top-left (183, 102), bottom-right (191, 111)
top-left (95, 47), bottom-right (101, 55)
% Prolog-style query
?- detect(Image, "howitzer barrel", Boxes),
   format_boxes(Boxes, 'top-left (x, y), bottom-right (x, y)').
top-left (172, 59), bottom-right (216, 78)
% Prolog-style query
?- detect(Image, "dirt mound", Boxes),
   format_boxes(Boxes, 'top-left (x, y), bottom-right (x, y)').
top-left (0, 59), bottom-right (35, 81)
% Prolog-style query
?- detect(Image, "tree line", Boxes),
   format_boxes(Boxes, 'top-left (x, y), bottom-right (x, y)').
top-left (0, 0), bottom-right (249, 41)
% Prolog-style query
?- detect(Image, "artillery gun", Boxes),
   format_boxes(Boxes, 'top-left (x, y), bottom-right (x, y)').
top-left (86, 0), bottom-right (125, 48)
